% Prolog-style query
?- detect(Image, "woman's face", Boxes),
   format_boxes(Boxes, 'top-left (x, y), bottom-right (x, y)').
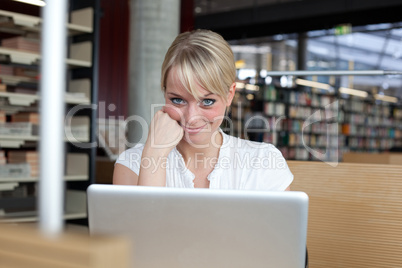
top-left (163, 68), bottom-right (235, 147)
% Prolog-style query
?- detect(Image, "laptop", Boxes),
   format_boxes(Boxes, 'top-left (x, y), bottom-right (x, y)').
top-left (87, 184), bottom-right (308, 268)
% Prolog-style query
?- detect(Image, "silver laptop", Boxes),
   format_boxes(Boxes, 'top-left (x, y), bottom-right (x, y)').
top-left (87, 184), bottom-right (308, 268)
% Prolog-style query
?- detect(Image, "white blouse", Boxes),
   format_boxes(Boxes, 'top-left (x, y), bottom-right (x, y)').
top-left (116, 130), bottom-right (293, 191)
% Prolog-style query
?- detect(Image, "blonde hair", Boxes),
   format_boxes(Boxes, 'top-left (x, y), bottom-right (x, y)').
top-left (161, 29), bottom-right (236, 100)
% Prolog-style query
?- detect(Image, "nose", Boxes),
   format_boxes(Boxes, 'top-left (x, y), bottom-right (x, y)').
top-left (184, 102), bottom-right (204, 126)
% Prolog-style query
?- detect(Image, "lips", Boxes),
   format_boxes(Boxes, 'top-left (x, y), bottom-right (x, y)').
top-left (181, 124), bottom-right (207, 134)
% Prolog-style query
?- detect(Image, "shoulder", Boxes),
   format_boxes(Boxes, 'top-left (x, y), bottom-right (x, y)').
top-left (220, 132), bottom-right (293, 191)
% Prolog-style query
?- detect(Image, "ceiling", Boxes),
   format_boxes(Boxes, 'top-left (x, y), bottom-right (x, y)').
top-left (194, 0), bottom-right (301, 15)
top-left (194, 0), bottom-right (402, 101)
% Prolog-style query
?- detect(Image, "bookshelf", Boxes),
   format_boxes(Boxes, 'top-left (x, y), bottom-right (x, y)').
top-left (341, 98), bottom-right (402, 151)
top-left (228, 81), bottom-right (401, 162)
top-left (0, 1), bottom-right (99, 223)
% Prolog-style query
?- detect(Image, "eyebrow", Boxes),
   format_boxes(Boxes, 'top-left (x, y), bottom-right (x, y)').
top-left (167, 92), bottom-right (215, 98)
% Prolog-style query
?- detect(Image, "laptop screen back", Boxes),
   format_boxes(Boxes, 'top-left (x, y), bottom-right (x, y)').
top-left (87, 184), bottom-right (308, 268)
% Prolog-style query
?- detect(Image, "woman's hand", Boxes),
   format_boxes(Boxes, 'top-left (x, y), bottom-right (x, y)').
top-left (145, 109), bottom-right (184, 156)
top-left (138, 108), bottom-right (183, 187)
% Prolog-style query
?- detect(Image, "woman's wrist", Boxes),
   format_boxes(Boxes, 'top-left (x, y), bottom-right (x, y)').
top-left (143, 140), bottom-right (172, 158)
top-left (138, 142), bottom-right (169, 187)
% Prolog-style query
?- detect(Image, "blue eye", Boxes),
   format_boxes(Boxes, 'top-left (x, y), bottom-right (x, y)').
top-left (171, 98), bottom-right (185, 105)
top-left (202, 99), bottom-right (216, 106)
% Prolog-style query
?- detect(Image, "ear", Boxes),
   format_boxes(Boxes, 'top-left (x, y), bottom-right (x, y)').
top-left (226, 82), bottom-right (236, 106)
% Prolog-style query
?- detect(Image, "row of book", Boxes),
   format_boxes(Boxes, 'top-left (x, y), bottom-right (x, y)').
top-left (262, 131), bottom-right (343, 148)
top-left (10, 112), bottom-right (39, 124)
top-left (289, 91), bottom-right (337, 108)
top-left (347, 137), bottom-right (397, 150)
top-left (0, 83), bottom-right (5, 92)
top-left (264, 102), bottom-right (285, 116)
top-left (0, 64), bottom-right (39, 79)
top-left (0, 112), bottom-right (39, 136)
top-left (0, 112), bottom-right (90, 141)
top-left (281, 133), bottom-right (341, 148)
top-left (1, 36), bottom-right (40, 53)
top-left (236, 117), bottom-right (342, 135)
top-left (0, 82), bottom-right (37, 95)
top-left (0, 151), bottom-right (89, 179)
top-left (344, 114), bottom-right (396, 127)
top-left (0, 184), bottom-right (31, 198)
top-left (0, 111), bottom-right (5, 123)
top-left (364, 104), bottom-right (392, 116)
top-left (263, 86), bottom-right (338, 108)
top-left (288, 106), bottom-right (333, 119)
top-left (310, 94), bottom-right (336, 108)
top-left (309, 135), bottom-right (343, 148)
top-left (287, 119), bottom-right (339, 135)
top-left (248, 127), bottom-right (397, 153)
top-left (273, 105), bottom-right (398, 129)
top-left (342, 99), bottom-right (394, 116)
top-left (263, 85), bottom-right (277, 101)
top-left (289, 92), bottom-right (316, 106)
top-left (342, 124), bottom-right (401, 138)
top-left (0, 65), bottom-right (13, 76)
top-left (0, 112), bottom-right (40, 124)
top-left (0, 150), bottom-right (38, 178)
top-left (394, 109), bottom-right (402, 119)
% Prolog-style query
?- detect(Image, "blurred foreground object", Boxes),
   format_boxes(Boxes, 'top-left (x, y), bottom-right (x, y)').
top-left (0, 224), bottom-right (131, 268)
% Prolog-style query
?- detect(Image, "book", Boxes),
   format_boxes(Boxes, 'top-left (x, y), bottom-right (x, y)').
top-left (2, 36), bottom-right (40, 53)
top-left (0, 111), bottom-right (5, 123)
top-left (0, 150), bottom-right (5, 164)
top-left (14, 67), bottom-right (39, 79)
top-left (8, 151), bottom-right (38, 162)
top-left (0, 64), bottom-right (13, 75)
top-left (13, 87), bottom-right (37, 95)
top-left (0, 163), bottom-right (30, 178)
top-left (11, 113), bottom-right (39, 124)
top-left (8, 151), bottom-right (39, 177)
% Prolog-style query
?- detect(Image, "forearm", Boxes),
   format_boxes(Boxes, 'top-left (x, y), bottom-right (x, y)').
top-left (137, 144), bottom-right (170, 186)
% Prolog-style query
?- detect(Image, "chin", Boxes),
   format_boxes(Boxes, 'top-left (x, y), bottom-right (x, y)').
top-left (181, 127), bottom-right (221, 148)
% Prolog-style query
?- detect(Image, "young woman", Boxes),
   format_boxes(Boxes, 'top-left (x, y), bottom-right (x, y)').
top-left (113, 29), bottom-right (293, 191)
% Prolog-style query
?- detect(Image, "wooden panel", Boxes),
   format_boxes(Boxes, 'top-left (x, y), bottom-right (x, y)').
top-left (0, 223), bottom-right (131, 268)
top-left (343, 152), bottom-right (402, 164)
top-left (288, 161), bottom-right (402, 268)
top-left (389, 154), bottom-right (402, 165)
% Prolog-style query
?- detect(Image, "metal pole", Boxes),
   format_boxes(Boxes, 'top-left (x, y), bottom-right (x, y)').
top-left (265, 70), bottom-right (402, 76)
top-left (39, 0), bottom-right (67, 236)
top-left (297, 32), bottom-right (307, 72)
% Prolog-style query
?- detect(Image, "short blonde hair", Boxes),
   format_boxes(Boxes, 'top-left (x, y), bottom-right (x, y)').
top-left (161, 29), bottom-right (236, 100)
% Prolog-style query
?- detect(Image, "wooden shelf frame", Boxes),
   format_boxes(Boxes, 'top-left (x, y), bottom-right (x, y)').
top-left (0, 2), bottom-right (100, 224)
top-left (0, 91), bottom-right (90, 106)
top-left (0, 134), bottom-right (90, 148)
top-left (0, 190), bottom-right (87, 223)
top-left (0, 9), bottom-right (92, 36)
top-left (0, 175), bottom-right (88, 183)
top-left (0, 47), bottom-right (92, 67)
